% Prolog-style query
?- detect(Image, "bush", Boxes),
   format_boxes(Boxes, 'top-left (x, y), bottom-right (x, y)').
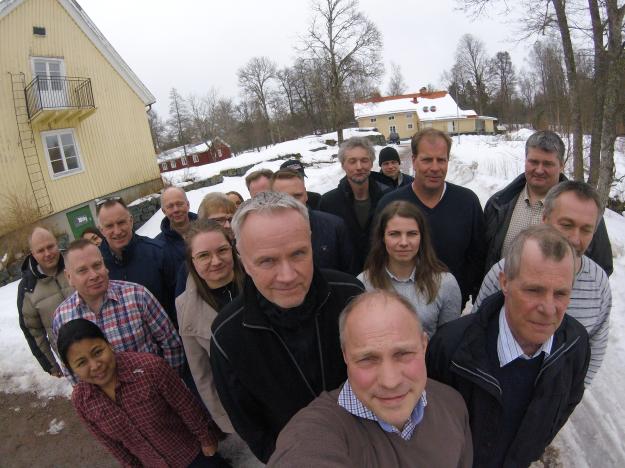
top-left (0, 190), bottom-right (43, 268)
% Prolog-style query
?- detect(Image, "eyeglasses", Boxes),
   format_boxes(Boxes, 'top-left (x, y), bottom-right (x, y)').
top-left (192, 245), bottom-right (232, 265)
top-left (209, 215), bottom-right (233, 225)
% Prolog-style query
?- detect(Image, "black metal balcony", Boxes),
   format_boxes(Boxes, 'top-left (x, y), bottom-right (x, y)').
top-left (24, 76), bottom-right (96, 124)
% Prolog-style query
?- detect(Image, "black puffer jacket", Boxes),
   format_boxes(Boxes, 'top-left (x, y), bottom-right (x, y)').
top-left (484, 173), bottom-right (613, 276)
top-left (426, 292), bottom-right (590, 467)
top-left (319, 176), bottom-right (390, 273)
top-left (210, 269), bottom-right (364, 463)
top-left (309, 209), bottom-right (355, 274)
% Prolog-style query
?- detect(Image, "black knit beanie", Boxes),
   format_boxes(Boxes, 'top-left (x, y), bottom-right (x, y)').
top-left (378, 146), bottom-right (400, 165)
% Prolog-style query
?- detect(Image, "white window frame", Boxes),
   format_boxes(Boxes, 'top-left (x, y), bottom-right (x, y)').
top-left (192, 153), bottom-right (199, 163)
top-left (31, 56), bottom-right (66, 81)
top-left (370, 117), bottom-right (376, 123)
top-left (389, 125), bottom-right (397, 133)
top-left (181, 156), bottom-right (188, 166)
top-left (40, 128), bottom-right (84, 179)
top-left (170, 160), bottom-right (177, 169)
top-left (407, 123), bottom-right (413, 130)
top-left (161, 163), bottom-right (167, 171)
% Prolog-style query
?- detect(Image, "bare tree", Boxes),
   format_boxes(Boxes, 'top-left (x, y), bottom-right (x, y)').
top-left (489, 51), bottom-right (517, 123)
top-left (304, 0), bottom-right (383, 142)
top-left (452, 34), bottom-right (492, 114)
top-left (167, 88), bottom-right (191, 151)
top-left (387, 62), bottom-right (407, 96)
top-left (237, 57), bottom-right (277, 144)
top-left (147, 108), bottom-right (166, 152)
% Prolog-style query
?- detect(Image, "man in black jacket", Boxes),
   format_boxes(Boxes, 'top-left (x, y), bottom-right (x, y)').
top-left (319, 137), bottom-right (390, 273)
top-left (271, 169), bottom-right (354, 273)
top-left (210, 192), bottom-right (364, 463)
top-left (426, 225), bottom-right (590, 467)
top-left (155, 186), bottom-right (197, 270)
top-left (371, 145), bottom-right (414, 189)
top-left (483, 130), bottom-right (612, 276)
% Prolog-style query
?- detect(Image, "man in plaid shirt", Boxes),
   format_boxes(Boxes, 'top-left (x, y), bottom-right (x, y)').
top-left (52, 239), bottom-right (184, 378)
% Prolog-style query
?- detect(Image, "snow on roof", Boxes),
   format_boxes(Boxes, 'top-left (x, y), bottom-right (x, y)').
top-left (157, 142), bottom-right (212, 162)
top-left (354, 92), bottom-right (483, 121)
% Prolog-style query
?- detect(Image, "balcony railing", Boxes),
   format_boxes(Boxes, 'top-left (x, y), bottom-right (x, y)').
top-left (24, 76), bottom-right (95, 120)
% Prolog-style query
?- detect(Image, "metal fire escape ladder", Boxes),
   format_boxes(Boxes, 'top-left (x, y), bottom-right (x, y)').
top-left (9, 72), bottom-right (53, 216)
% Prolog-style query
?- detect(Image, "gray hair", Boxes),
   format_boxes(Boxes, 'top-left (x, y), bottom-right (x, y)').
top-left (525, 130), bottom-right (565, 164)
top-left (504, 225), bottom-right (575, 282)
top-left (160, 186), bottom-right (188, 208)
top-left (337, 137), bottom-right (375, 164)
top-left (338, 290), bottom-right (422, 350)
top-left (231, 191), bottom-right (310, 244)
top-left (543, 180), bottom-right (602, 227)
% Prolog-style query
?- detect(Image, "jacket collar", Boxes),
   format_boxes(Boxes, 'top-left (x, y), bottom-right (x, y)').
top-left (338, 174), bottom-right (387, 200)
top-left (159, 212), bottom-right (198, 240)
top-left (101, 234), bottom-right (139, 264)
top-left (493, 172), bottom-right (568, 208)
top-left (20, 253), bottom-right (66, 289)
top-left (241, 269), bottom-right (330, 328)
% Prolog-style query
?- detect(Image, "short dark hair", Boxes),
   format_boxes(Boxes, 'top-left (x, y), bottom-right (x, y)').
top-left (57, 318), bottom-right (108, 374)
top-left (525, 130), bottom-right (565, 164)
top-left (80, 226), bottom-right (103, 239)
top-left (225, 191), bottom-right (244, 204)
top-left (96, 197), bottom-right (128, 216)
top-left (543, 180), bottom-right (602, 226)
top-left (411, 128), bottom-right (452, 157)
top-left (271, 169), bottom-right (305, 185)
top-left (245, 169), bottom-right (274, 189)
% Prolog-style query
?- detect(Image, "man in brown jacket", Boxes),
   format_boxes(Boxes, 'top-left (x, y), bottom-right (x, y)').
top-left (268, 290), bottom-right (472, 467)
top-left (17, 227), bottom-right (73, 376)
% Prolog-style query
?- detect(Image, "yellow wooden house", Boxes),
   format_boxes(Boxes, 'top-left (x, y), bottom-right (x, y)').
top-left (0, 0), bottom-right (162, 239)
top-left (354, 91), bottom-right (497, 141)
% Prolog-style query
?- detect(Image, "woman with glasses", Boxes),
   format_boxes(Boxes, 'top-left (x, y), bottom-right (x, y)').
top-left (58, 318), bottom-right (226, 467)
top-left (358, 201), bottom-right (461, 337)
top-left (176, 219), bottom-right (244, 434)
top-left (197, 193), bottom-right (236, 240)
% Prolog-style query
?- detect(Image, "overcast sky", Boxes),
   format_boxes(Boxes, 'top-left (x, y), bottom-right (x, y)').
top-left (77, 0), bottom-right (532, 117)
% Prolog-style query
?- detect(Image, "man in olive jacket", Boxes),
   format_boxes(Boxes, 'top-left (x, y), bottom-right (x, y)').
top-left (17, 227), bottom-right (73, 376)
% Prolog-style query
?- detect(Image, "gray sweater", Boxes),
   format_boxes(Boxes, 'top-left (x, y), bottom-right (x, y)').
top-left (473, 256), bottom-right (611, 385)
top-left (269, 379), bottom-right (472, 468)
top-left (358, 270), bottom-right (462, 337)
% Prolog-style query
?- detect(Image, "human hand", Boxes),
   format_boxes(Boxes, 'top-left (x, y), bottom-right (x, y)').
top-left (50, 370), bottom-right (63, 378)
top-left (201, 441), bottom-right (218, 457)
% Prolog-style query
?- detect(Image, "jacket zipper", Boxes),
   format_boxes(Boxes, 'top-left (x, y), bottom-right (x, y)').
top-left (451, 360), bottom-right (503, 396)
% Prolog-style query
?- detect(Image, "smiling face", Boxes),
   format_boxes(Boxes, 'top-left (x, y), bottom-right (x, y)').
top-left (343, 295), bottom-right (428, 430)
top-left (65, 244), bottom-right (109, 304)
top-left (525, 147), bottom-right (564, 198)
top-left (412, 136), bottom-right (449, 193)
top-left (381, 160), bottom-right (401, 180)
top-left (384, 215), bottom-right (421, 266)
top-left (97, 203), bottom-right (133, 255)
top-left (237, 209), bottom-right (313, 309)
top-left (191, 231), bottom-right (235, 289)
top-left (66, 337), bottom-right (117, 388)
top-left (342, 146), bottom-right (373, 185)
top-left (543, 191), bottom-right (599, 258)
top-left (499, 239), bottom-right (574, 356)
top-left (161, 188), bottom-right (190, 229)
top-left (30, 228), bottom-right (60, 275)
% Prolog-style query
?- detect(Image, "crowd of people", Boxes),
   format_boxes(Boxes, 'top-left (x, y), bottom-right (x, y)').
top-left (16, 128), bottom-right (612, 467)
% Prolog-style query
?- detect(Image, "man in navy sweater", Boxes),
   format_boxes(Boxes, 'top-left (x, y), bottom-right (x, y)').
top-left (426, 225), bottom-right (590, 467)
top-left (377, 128), bottom-right (486, 305)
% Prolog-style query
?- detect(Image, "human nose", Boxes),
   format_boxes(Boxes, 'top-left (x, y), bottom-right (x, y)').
top-left (399, 234), bottom-right (409, 246)
top-left (378, 360), bottom-right (402, 389)
top-left (276, 260), bottom-right (297, 283)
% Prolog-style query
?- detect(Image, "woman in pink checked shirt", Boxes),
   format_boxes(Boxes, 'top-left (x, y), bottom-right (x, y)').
top-left (57, 318), bottom-right (230, 468)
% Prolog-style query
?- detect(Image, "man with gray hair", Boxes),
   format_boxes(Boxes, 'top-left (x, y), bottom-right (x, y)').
top-left (155, 186), bottom-right (197, 268)
top-left (320, 137), bottom-right (390, 272)
top-left (473, 180), bottom-right (611, 385)
top-left (427, 224), bottom-right (590, 467)
top-left (210, 191), bottom-right (364, 463)
top-left (483, 130), bottom-right (612, 275)
top-left (269, 290), bottom-right (472, 467)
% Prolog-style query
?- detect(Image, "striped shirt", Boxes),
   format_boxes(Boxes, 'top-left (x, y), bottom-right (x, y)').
top-left (498, 307), bottom-right (552, 366)
top-left (501, 184), bottom-right (544, 257)
top-left (338, 380), bottom-right (427, 441)
top-left (52, 280), bottom-right (184, 378)
top-left (473, 256), bottom-right (611, 385)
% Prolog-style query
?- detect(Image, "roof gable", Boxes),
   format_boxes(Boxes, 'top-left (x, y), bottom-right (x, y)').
top-left (0, 0), bottom-right (155, 105)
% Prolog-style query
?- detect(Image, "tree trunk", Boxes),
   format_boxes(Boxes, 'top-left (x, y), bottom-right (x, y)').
top-left (551, 0), bottom-right (584, 180)
top-left (587, 0), bottom-right (607, 186)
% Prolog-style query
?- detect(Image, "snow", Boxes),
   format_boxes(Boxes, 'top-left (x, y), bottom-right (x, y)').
top-left (46, 418), bottom-right (65, 435)
top-left (1, 130), bottom-right (624, 465)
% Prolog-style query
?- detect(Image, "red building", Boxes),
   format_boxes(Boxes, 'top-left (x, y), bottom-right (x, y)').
top-left (157, 139), bottom-right (232, 173)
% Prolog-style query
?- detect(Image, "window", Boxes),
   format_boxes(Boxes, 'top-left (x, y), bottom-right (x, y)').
top-left (388, 115), bottom-right (395, 120)
top-left (370, 117), bottom-right (376, 123)
top-left (192, 154), bottom-right (199, 163)
top-left (181, 156), bottom-right (188, 166)
top-left (41, 129), bottom-right (83, 178)
top-left (161, 163), bottom-right (167, 171)
top-left (405, 113), bottom-right (412, 118)
top-left (407, 123), bottom-right (413, 130)
top-left (217, 148), bottom-right (223, 158)
top-left (389, 125), bottom-right (397, 133)
top-left (430, 106), bottom-right (437, 112)
top-left (170, 160), bottom-right (177, 169)
top-left (422, 106), bottom-right (429, 113)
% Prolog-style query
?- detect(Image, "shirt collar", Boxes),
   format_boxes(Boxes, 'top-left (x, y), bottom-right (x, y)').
top-left (76, 282), bottom-right (121, 310)
top-left (338, 380), bottom-right (427, 441)
top-left (522, 184), bottom-right (544, 206)
top-left (385, 267), bottom-right (416, 283)
top-left (497, 307), bottom-right (553, 367)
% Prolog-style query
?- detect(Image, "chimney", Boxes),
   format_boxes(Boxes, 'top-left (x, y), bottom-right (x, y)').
top-left (419, 86), bottom-right (427, 94)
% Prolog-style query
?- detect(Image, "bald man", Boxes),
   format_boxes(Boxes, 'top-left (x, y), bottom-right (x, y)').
top-left (155, 186), bottom-right (198, 268)
top-left (17, 227), bottom-right (74, 376)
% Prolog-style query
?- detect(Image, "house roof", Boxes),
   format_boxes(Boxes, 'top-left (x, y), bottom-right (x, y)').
top-left (0, 0), bottom-right (155, 106)
top-left (354, 91), bottom-right (487, 122)
top-left (156, 138), bottom-right (231, 163)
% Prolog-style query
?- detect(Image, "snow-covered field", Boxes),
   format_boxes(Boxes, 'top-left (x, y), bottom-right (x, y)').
top-left (1, 130), bottom-right (624, 465)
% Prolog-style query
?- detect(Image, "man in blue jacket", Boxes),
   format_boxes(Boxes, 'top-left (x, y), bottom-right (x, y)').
top-left (155, 186), bottom-right (197, 269)
top-left (97, 198), bottom-right (178, 328)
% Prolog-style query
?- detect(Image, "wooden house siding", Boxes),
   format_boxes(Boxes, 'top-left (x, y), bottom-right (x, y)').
top-left (159, 143), bottom-right (232, 173)
top-left (0, 0), bottom-right (160, 215)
